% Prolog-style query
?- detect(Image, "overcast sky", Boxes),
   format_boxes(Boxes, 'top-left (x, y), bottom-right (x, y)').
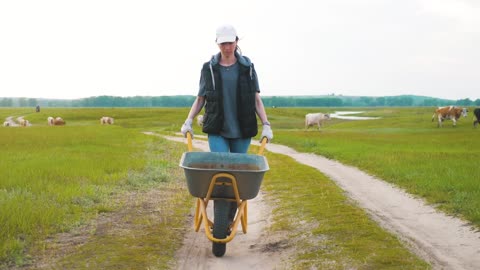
top-left (1, 0), bottom-right (479, 100)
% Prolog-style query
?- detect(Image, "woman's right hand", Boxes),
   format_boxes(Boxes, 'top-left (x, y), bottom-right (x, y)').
top-left (181, 118), bottom-right (194, 138)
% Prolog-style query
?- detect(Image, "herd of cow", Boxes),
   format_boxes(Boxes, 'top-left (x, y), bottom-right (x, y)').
top-left (303, 106), bottom-right (480, 130)
top-left (3, 116), bottom-right (114, 127)
top-left (3, 106), bottom-right (480, 129)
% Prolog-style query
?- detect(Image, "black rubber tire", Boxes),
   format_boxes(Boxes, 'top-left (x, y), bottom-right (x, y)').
top-left (212, 200), bottom-right (230, 257)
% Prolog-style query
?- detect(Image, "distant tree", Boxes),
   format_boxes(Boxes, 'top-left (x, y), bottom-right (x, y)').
top-left (0, 98), bottom-right (14, 107)
top-left (129, 96), bottom-right (151, 107)
top-left (15, 94), bottom-right (466, 108)
top-left (342, 97), bottom-right (353, 106)
top-left (374, 97), bottom-right (385, 106)
top-left (455, 98), bottom-right (473, 106)
top-left (326, 98), bottom-right (343, 106)
top-left (474, 99), bottom-right (480, 106)
top-left (384, 96), bottom-right (414, 106)
top-left (399, 96), bottom-right (414, 106)
top-left (385, 97), bottom-right (396, 106)
top-left (28, 98), bottom-right (37, 107)
top-left (423, 98), bottom-right (438, 106)
top-left (110, 96), bottom-right (127, 107)
top-left (47, 100), bottom-right (71, 107)
top-left (18, 98), bottom-right (28, 107)
top-left (359, 97), bottom-right (374, 106)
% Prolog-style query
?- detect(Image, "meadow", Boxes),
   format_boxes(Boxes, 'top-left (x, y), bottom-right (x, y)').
top-left (0, 108), bottom-right (190, 268)
top-left (0, 106), bottom-right (477, 269)
top-left (267, 106), bottom-right (480, 226)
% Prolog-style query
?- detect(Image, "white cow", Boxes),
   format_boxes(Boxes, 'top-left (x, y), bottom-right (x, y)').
top-left (47, 117), bottom-right (54, 126)
top-left (197, 115), bottom-right (204, 126)
top-left (100, 116), bottom-right (114, 125)
top-left (19, 119), bottom-right (30, 126)
top-left (305, 113), bottom-right (330, 130)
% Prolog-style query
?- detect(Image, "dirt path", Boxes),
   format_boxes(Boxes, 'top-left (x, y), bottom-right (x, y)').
top-left (261, 142), bottom-right (480, 270)
top-left (174, 192), bottom-right (286, 270)
top-left (165, 135), bottom-right (480, 270)
top-left (4, 116), bottom-right (20, 126)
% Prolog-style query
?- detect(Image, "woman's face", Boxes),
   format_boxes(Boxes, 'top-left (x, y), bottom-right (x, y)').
top-left (218, 41), bottom-right (237, 57)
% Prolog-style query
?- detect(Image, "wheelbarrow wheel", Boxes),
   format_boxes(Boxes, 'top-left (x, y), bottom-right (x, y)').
top-left (212, 200), bottom-right (230, 257)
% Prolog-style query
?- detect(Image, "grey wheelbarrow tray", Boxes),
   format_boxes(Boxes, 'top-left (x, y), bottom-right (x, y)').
top-left (179, 132), bottom-right (269, 247)
top-left (180, 151), bottom-right (269, 199)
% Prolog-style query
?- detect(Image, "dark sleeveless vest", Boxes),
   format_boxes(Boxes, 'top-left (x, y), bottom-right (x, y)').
top-left (201, 60), bottom-right (258, 138)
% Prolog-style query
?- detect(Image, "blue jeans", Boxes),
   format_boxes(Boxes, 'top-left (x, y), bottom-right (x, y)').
top-left (208, 134), bottom-right (251, 153)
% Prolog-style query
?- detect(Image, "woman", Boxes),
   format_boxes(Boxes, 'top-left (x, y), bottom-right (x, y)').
top-left (180, 24), bottom-right (273, 150)
top-left (180, 24), bottom-right (273, 256)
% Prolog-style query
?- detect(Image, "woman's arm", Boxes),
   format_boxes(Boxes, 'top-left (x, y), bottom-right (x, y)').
top-left (255, 92), bottom-right (273, 142)
top-left (186, 96), bottom-right (206, 121)
top-left (255, 92), bottom-right (269, 125)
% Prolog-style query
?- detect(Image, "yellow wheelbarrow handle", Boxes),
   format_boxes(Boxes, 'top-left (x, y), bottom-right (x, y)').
top-left (258, 137), bottom-right (268, 156)
top-left (186, 132), bottom-right (193, 152)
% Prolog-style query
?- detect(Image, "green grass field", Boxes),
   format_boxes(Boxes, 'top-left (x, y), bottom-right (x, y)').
top-left (0, 108), bottom-right (191, 268)
top-left (1, 106), bottom-right (477, 269)
top-left (267, 106), bottom-right (480, 226)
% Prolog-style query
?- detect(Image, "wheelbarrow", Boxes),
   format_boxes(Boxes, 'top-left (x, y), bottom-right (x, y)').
top-left (179, 132), bottom-right (269, 257)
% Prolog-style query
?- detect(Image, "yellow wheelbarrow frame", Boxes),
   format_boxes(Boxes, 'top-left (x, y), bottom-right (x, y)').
top-left (186, 132), bottom-right (267, 244)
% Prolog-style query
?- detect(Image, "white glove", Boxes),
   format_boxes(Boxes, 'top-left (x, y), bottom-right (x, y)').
top-left (261, 124), bottom-right (273, 142)
top-left (181, 118), bottom-right (193, 138)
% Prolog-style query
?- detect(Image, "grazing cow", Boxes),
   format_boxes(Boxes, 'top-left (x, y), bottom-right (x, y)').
top-left (3, 121), bottom-right (10, 127)
top-left (196, 115), bottom-right (204, 127)
top-left (431, 106), bottom-right (468, 127)
top-left (474, 108), bottom-right (480, 128)
top-left (53, 117), bottom-right (66, 126)
top-left (100, 116), bottom-right (114, 125)
top-left (47, 117), bottom-right (54, 126)
top-left (305, 113), bottom-right (330, 130)
top-left (19, 119), bottom-right (30, 126)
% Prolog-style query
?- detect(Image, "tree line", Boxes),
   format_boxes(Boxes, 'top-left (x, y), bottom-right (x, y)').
top-left (1, 95), bottom-right (479, 108)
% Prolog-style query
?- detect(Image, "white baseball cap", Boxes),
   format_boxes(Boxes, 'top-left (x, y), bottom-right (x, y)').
top-left (216, 24), bottom-right (237, 44)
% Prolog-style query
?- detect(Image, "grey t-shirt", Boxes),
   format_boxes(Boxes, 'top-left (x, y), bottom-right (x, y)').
top-left (198, 62), bottom-right (260, 138)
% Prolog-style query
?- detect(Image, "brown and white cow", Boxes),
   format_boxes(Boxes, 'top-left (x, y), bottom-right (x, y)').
top-left (53, 117), bottom-right (66, 126)
top-left (305, 113), bottom-right (330, 130)
top-left (431, 106), bottom-right (468, 127)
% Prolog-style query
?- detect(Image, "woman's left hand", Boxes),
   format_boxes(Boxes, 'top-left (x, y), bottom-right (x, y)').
top-left (261, 124), bottom-right (273, 142)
